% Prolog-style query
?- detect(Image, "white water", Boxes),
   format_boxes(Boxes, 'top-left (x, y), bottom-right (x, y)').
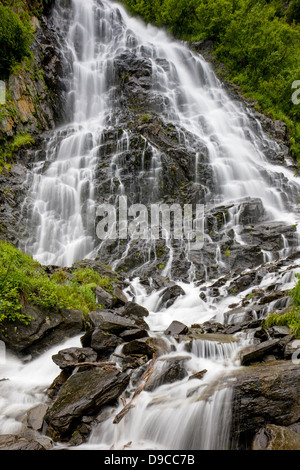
top-left (4, 0), bottom-right (300, 450)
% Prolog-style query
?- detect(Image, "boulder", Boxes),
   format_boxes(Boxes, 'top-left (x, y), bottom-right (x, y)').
top-left (158, 284), bottom-right (186, 309)
top-left (113, 286), bottom-right (129, 307)
top-left (95, 286), bottom-right (115, 308)
top-left (0, 304), bottom-right (85, 357)
top-left (0, 434), bottom-right (46, 450)
top-left (26, 404), bottom-right (49, 432)
top-left (119, 328), bottom-right (149, 341)
top-left (122, 301), bottom-right (149, 318)
top-left (122, 337), bottom-right (169, 359)
top-left (230, 361), bottom-right (300, 448)
top-left (239, 338), bottom-right (281, 365)
top-left (144, 360), bottom-right (188, 392)
top-left (89, 329), bottom-right (124, 356)
top-left (164, 320), bottom-right (189, 336)
top-left (86, 310), bottom-right (137, 334)
top-left (52, 347), bottom-right (98, 369)
top-left (252, 424), bottom-right (300, 450)
top-left (45, 368), bottom-right (130, 441)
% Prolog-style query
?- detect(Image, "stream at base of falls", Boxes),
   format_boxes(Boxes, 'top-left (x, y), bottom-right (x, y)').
top-left (0, 280), bottom-right (247, 450)
top-left (1, 266), bottom-right (299, 450)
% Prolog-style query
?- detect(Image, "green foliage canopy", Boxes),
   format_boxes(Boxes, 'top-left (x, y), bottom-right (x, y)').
top-left (0, 4), bottom-right (33, 77)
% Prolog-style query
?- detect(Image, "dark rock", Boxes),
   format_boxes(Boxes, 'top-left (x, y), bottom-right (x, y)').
top-left (26, 404), bottom-right (49, 432)
top-left (144, 360), bottom-right (188, 392)
top-left (47, 369), bottom-right (72, 400)
top-left (122, 337), bottom-right (169, 359)
top-left (252, 424), bottom-right (300, 450)
top-left (284, 337), bottom-right (300, 359)
top-left (52, 347), bottom-right (98, 369)
top-left (86, 310), bottom-right (137, 334)
top-left (90, 329), bottom-right (124, 356)
top-left (0, 303), bottom-right (85, 358)
top-left (0, 434), bottom-right (46, 450)
top-left (45, 368), bottom-right (130, 441)
top-left (113, 286), bottom-right (129, 307)
top-left (189, 369), bottom-right (208, 381)
top-left (253, 327), bottom-right (270, 341)
top-left (122, 301), bottom-right (149, 318)
top-left (95, 286), bottom-right (115, 308)
top-left (231, 361), bottom-right (300, 448)
top-left (119, 328), bottom-right (149, 341)
top-left (72, 259), bottom-right (123, 282)
top-left (271, 325), bottom-right (291, 337)
top-left (239, 338), bottom-right (281, 365)
top-left (158, 284), bottom-right (186, 309)
top-left (164, 320), bottom-right (189, 336)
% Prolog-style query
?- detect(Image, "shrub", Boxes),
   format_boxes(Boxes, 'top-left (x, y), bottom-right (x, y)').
top-left (0, 4), bottom-right (33, 77)
top-left (0, 241), bottom-right (114, 324)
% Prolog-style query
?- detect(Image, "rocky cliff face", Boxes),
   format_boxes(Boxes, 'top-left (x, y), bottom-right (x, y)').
top-left (0, 10), bottom-right (65, 245)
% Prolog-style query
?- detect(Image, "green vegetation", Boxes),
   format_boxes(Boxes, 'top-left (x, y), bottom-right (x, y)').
top-left (120, 0), bottom-right (300, 161)
top-left (0, 3), bottom-right (33, 77)
top-left (264, 272), bottom-right (300, 338)
top-left (0, 131), bottom-right (35, 171)
top-left (0, 241), bottom-right (113, 324)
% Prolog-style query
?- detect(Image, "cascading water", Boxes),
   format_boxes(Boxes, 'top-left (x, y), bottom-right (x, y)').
top-left (3, 0), bottom-right (300, 451)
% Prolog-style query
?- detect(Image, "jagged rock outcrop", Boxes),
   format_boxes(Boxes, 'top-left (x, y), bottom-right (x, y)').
top-left (230, 361), bottom-right (300, 449)
top-left (0, 9), bottom-right (65, 245)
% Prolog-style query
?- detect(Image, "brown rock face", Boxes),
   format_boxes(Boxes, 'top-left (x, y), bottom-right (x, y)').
top-left (230, 361), bottom-right (300, 449)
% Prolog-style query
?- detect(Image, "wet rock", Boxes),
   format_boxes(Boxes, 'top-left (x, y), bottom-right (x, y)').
top-left (86, 310), bottom-right (137, 334)
top-left (45, 368), bottom-right (130, 441)
top-left (252, 424), bottom-right (300, 450)
top-left (158, 284), bottom-right (186, 309)
top-left (231, 361), bottom-right (300, 448)
top-left (122, 301), bottom-right (149, 318)
top-left (144, 360), bottom-right (188, 392)
top-left (271, 325), bottom-right (291, 337)
top-left (0, 304), bottom-right (85, 358)
top-left (47, 369), bottom-right (75, 400)
top-left (122, 337), bottom-right (169, 359)
top-left (223, 306), bottom-right (258, 325)
top-left (95, 286), bottom-right (115, 308)
top-left (113, 286), bottom-right (129, 307)
top-left (189, 369), bottom-right (208, 381)
top-left (90, 329), bottom-right (124, 357)
top-left (0, 434), bottom-right (46, 450)
top-left (119, 328), bottom-right (149, 341)
top-left (239, 338), bottom-right (281, 365)
top-left (52, 347), bottom-right (97, 370)
top-left (284, 337), bottom-right (300, 359)
top-left (164, 320), bottom-right (189, 336)
top-left (26, 404), bottom-right (49, 432)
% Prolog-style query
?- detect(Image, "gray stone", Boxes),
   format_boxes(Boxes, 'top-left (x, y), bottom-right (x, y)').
top-left (164, 320), bottom-right (189, 336)
top-left (239, 338), bottom-right (281, 365)
top-left (26, 404), bottom-right (49, 431)
top-left (45, 368), bottom-right (130, 441)
top-left (0, 434), bottom-right (46, 450)
top-left (52, 347), bottom-right (97, 369)
top-left (252, 424), bottom-right (300, 450)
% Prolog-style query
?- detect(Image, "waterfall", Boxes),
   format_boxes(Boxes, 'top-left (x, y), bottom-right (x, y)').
top-left (21, 0), bottom-right (300, 271)
top-left (5, 0), bottom-right (300, 451)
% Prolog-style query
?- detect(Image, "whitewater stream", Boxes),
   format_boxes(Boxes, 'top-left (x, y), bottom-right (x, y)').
top-left (1, 0), bottom-right (300, 450)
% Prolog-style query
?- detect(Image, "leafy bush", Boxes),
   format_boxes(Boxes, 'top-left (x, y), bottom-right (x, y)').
top-left (0, 241), bottom-right (114, 324)
top-left (264, 273), bottom-right (300, 339)
top-left (264, 309), bottom-right (300, 338)
top-left (0, 4), bottom-right (33, 76)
